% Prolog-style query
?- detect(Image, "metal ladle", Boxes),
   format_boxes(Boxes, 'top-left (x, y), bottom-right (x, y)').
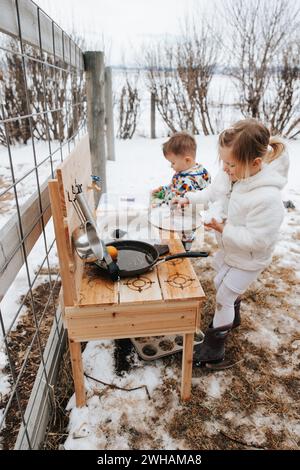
top-left (85, 221), bottom-right (104, 261)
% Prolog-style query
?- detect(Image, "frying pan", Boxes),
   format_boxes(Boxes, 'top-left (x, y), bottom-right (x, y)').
top-left (95, 239), bottom-right (209, 279)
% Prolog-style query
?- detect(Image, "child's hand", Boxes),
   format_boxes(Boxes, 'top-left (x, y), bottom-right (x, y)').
top-left (204, 218), bottom-right (225, 233)
top-left (152, 186), bottom-right (163, 195)
top-left (171, 196), bottom-right (190, 209)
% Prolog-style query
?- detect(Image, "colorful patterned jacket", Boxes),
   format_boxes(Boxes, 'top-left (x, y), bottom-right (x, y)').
top-left (154, 163), bottom-right (211, 203)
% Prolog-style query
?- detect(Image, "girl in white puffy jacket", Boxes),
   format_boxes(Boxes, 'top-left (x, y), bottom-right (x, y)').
top-left (175, 119), bottom-right (289, 367)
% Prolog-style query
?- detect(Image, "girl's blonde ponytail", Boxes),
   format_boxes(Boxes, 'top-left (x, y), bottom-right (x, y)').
top-left (267, 137), bottom-right (285, 163)
top-left (219, 119), bottom-right (286, 171)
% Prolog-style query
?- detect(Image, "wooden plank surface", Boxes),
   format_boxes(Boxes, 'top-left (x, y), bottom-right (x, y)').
top-left (56, 133), bottom-right (93, 225)
top-left (65, 301), bottom-right (198, 342)
top-left (119, 269), bottom-right (162, 304)
top-left (55, 134), bottom-right (92, 302)
top-left (157, 236), bottom-right (205, 301)
top-left (0, 179), bottom-right (51, 301)
top-left (48, 180), bottom-right (77, 306)
top-left (79, 264), bottom-right (118, 306)
top-left (76, 230), bottom-right (204, 307)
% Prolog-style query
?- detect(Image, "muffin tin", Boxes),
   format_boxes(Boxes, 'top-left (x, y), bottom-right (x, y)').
top-left (131, 332), bottom-right (205, 361)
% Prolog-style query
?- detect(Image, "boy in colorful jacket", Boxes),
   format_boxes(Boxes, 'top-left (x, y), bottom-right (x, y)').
top-left (152, 132), bottom-right (210, 204)
top-left (151, 132), bottom-right (211, 248)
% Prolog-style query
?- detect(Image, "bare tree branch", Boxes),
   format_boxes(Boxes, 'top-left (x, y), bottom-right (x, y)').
top-left (223, 0), bottom-right (300, 123)
top-left (116, 71), bottom-right (140, 139)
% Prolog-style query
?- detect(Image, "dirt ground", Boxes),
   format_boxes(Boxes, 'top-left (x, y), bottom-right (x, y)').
top-left (0, 280), bottom-right (61, 449)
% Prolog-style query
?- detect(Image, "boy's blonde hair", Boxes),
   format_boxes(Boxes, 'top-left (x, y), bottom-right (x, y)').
top-left (162, 132), bottom-right (197, 158)
top-left (219, 119), bottom-right (285, 176)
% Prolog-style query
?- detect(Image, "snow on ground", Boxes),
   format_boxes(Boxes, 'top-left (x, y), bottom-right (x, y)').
top-left (1, 134), bottom-right (300, 449)
top-left (64, 340), bottom-right (183, 450)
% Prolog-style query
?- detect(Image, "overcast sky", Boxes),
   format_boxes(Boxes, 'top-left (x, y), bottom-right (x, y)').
top-left (34, 0), bottom-right (211, 65)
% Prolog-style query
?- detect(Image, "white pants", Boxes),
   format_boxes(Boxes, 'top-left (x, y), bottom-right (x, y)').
top-left (212, 251), bottom-right (262, 328)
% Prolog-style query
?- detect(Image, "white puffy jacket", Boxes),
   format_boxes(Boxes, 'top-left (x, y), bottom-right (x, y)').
top-left (187, 152), bottom-right (289, 271)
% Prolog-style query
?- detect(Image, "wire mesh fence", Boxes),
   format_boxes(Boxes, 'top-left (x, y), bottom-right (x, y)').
top-left (0, 0), bottom-right (87, 449)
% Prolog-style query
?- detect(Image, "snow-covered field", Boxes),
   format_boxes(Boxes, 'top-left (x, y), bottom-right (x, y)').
top-left (1, 134), bottom-right (300, 449)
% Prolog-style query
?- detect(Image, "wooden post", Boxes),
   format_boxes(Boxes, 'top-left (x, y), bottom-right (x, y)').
top-left (181, 332), bottom-right (194, 401)
top-left (84, 51), bottom-right (107, 204)
top-left (69, 339), bottom-right (86, 407)
top-left (151, 91), bottom-right (156, 139)
top-left (105, 66), bottom-right (116, 161)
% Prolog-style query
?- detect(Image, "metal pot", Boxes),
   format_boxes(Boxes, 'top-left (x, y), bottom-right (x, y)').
top-left (85, 221), bottom-right (104, 261)
top-left (72, 225), bottom-right (97, 263)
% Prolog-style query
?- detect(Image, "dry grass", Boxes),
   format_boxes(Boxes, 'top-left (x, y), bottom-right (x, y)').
top-left (42, 349), bottom-right (75, 450)
top-left (0, 281), bottom-right (61, 449)
top-left (0, 177), bottom-right (14, 214)
top-left (292, 231), bottom-right (300, 241)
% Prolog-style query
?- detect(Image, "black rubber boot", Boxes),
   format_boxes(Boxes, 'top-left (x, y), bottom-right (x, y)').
top-left (232, 297), bottom-right (241, 329)
top-left (193, 324), bottom-right (231, 366)
top-left (209, 297), bottom-right (241, 330)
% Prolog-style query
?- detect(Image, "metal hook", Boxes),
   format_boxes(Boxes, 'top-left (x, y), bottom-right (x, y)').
top-left (72, 183), bottom-right (83, 195)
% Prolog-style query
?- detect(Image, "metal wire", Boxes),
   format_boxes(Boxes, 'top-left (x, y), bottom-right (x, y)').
top-left (0, 0), bottom-right (87, 449)
top-left (0, 101), bottom-right (84, 125)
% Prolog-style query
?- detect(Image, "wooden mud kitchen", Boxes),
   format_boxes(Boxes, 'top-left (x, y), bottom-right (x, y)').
top-left (48, 135), bottom-right (206, 407)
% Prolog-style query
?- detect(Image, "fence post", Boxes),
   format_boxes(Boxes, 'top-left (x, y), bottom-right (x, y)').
top-left (151, 91), bottom-right (156, 139)
top-left (84, 51), bottom-right (107, 203)
top-left (105, 66), bottom-right (116, 161)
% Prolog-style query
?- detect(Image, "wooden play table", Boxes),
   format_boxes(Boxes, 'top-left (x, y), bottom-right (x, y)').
top-left (48, 135), bottom-right (205, 407)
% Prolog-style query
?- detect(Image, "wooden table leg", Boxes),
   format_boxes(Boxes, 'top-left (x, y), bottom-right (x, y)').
top-left (196, 302), bottom-right (202, 333)
top-left (69, 339), bottom-right (86, 407)
top-left (181, 332), bottom-right (194, 401)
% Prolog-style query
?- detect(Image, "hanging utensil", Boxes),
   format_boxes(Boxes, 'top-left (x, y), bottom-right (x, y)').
top-left (72, 225), bottom-right (97, 262)
top-left (86, 221), bottom-right (120, 281)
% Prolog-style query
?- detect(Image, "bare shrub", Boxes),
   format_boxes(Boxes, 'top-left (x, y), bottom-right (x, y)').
top-left (177, 18), bottom-right (218, 135)
top-left (116, 72), bottom-right (140, 139)
top-left (263, 43), bottom-right (300, 137)
top-left (223, 0), bottom-right (300, 134)
top-left (143, 16), bottom-right (220, 135)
